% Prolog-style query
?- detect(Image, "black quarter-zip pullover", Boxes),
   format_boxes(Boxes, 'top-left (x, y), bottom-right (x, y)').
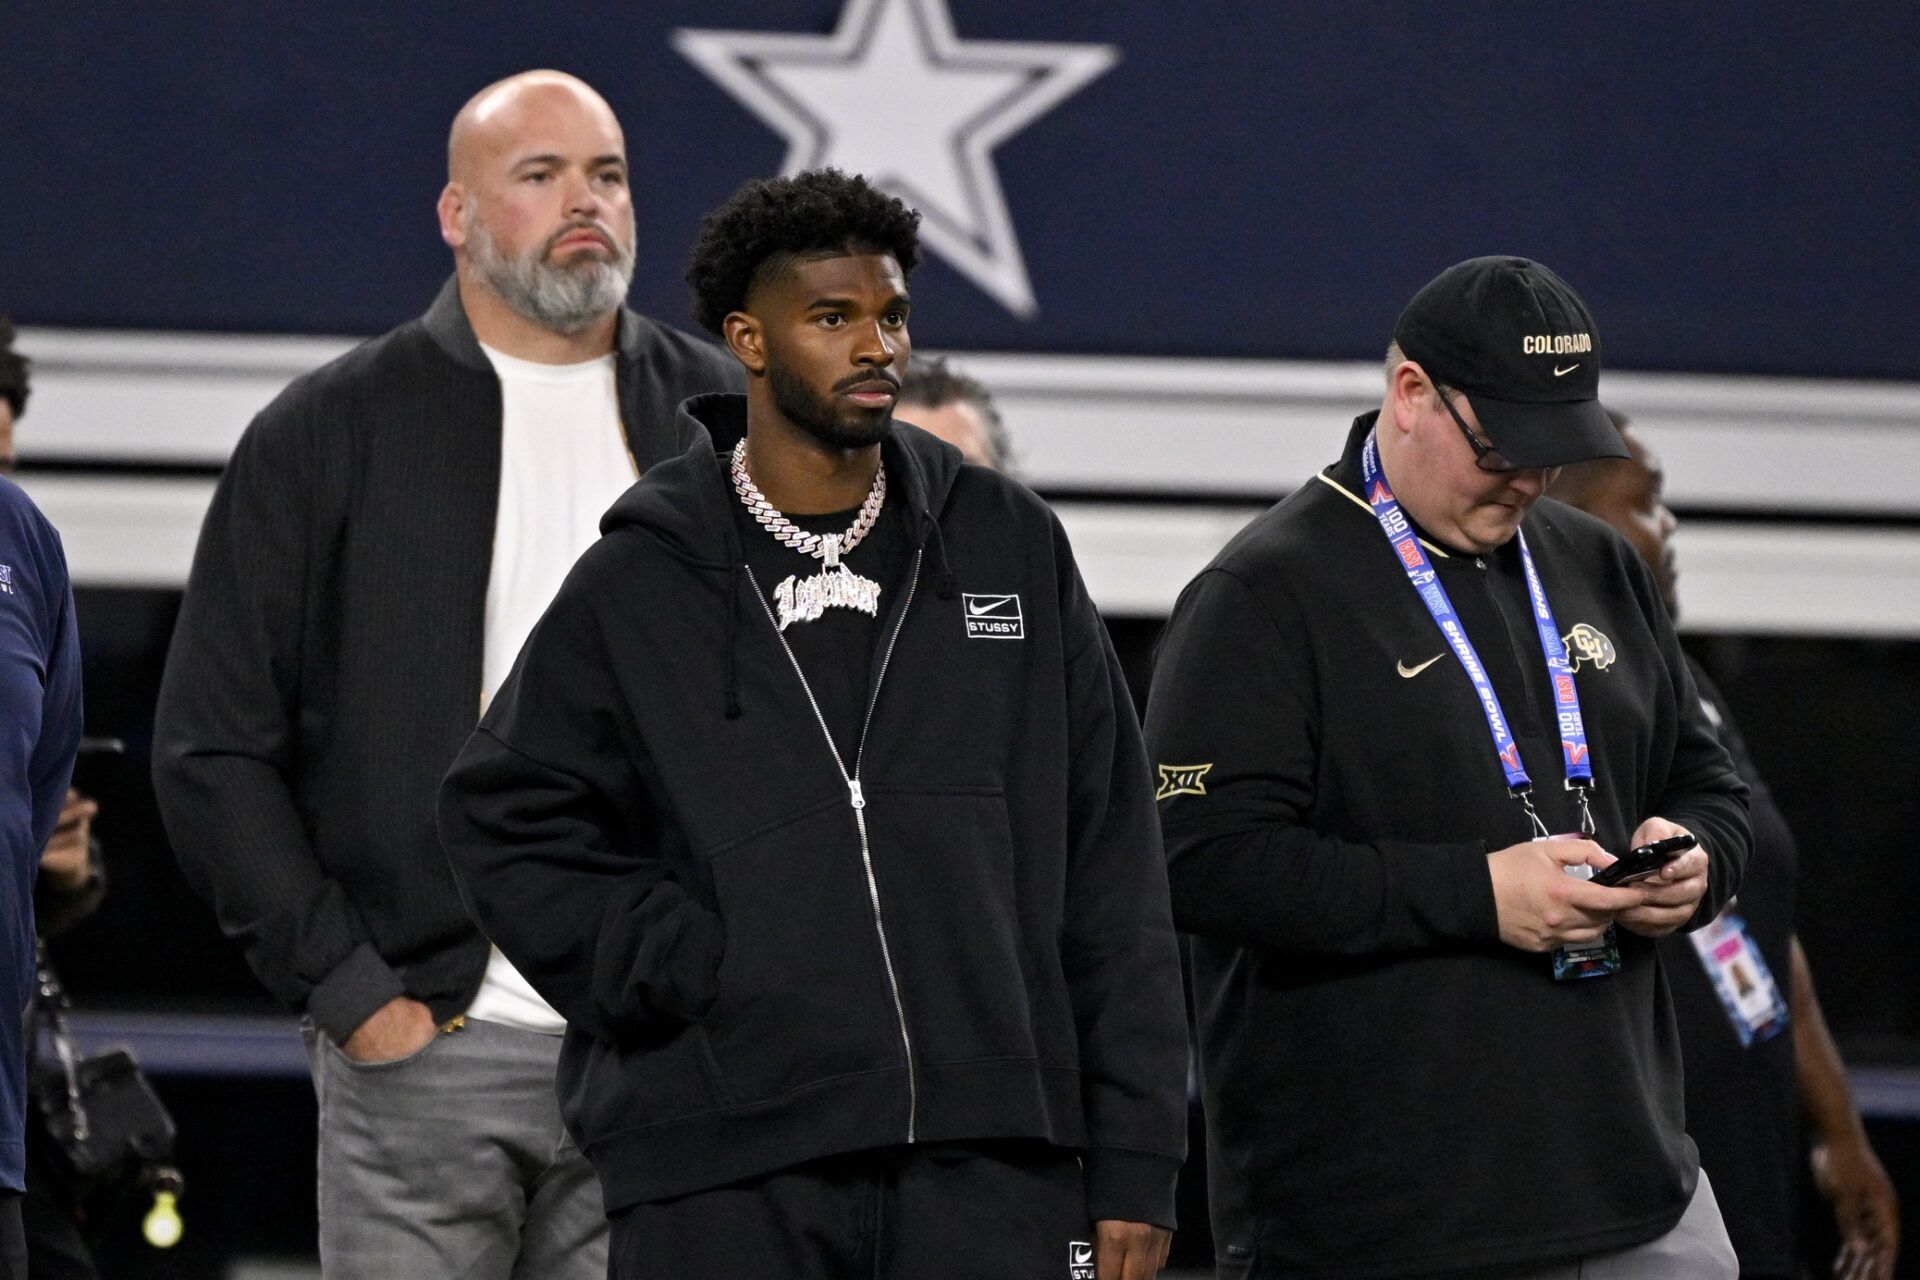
top-left (1145, 412), bottom-right (1750, 1277)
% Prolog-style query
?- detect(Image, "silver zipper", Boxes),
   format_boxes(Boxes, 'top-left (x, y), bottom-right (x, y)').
top-left (743, 549), bottom-right (924, 1141)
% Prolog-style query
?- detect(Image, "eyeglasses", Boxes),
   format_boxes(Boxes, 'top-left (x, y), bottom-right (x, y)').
top-left (1430, 382), bottom-right (1518, 474)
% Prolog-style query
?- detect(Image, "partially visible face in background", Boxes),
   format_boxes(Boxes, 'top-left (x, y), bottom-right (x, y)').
top-left (899, 397), bottom-right (997, 468)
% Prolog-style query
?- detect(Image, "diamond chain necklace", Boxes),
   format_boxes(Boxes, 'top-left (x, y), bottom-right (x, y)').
top-left (729, 438), bottom-right (885, 569)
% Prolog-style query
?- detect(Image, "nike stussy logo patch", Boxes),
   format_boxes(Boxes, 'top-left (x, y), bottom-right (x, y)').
top-left (963, 593), bottom-right (1024, 639)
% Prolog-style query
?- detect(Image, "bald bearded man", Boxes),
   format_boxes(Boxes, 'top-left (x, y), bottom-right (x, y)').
top-left (154, 72), bottom-right (740, 1278)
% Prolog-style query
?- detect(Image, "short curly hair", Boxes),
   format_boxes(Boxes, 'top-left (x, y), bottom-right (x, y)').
top-left (686, 169), bottom-right (921, 336)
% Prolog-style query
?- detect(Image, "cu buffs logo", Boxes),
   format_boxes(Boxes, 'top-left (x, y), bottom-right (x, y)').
top-left (1155, 763), bottom-right (1212, 801)
top-left (1069, 1241), bottom-right (1096, 1280)
top-left (1561, 623), bottom-right (1616, 673)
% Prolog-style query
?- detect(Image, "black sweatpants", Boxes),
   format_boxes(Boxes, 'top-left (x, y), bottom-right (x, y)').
top-left (609, 1140), bottom-right (1094, 1280)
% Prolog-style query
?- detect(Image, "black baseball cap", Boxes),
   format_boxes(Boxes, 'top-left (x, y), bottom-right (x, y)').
top-left (1393, 256), bottom-right (1626, 468)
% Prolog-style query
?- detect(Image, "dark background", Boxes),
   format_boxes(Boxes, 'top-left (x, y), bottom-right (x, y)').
top-left (1, 3), bottom-right (1915, 375)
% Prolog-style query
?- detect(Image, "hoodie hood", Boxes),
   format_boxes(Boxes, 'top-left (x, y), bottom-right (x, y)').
top-left (601, 392), bottom-right (966, 565)
top-left (602, 391), bottom-right (967, 720)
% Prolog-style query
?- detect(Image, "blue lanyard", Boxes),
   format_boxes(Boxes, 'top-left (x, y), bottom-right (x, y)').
top-left (1359, 430), bottom-right (1595, 837)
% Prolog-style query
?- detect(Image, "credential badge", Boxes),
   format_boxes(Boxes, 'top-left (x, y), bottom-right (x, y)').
top-left (1561, 623), bottom-right (1616, 673)
top-left (1069, 1241), bottom-right (1096, 1280)
top-left (1155, 763), bottom-right (1212, 801)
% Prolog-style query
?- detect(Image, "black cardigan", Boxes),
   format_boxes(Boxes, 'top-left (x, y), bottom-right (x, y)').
top-left (153, 278), bottom-right (741, 1043)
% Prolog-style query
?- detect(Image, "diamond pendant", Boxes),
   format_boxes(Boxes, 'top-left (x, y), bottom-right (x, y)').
top-left (773, 564), bottom-right (883, 632)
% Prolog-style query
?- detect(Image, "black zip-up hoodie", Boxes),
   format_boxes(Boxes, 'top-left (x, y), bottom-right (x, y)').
top-left (438, 394), bottom-right (1188, 1223)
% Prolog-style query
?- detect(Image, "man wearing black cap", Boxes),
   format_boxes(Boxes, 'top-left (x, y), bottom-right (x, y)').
top-left (1146, 257), bottom-right (1751, 1277)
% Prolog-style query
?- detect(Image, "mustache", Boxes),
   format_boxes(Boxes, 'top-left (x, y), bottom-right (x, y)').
top-left (543, 220), bottom-right (622, 256)
top-left (831, 369), bottom-right (901, 393)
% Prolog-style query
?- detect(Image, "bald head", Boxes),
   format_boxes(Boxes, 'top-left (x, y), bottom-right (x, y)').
top-left (438, 71), bottom-right (636, 341)
top-left (447, 71), bottom-right (622, 185)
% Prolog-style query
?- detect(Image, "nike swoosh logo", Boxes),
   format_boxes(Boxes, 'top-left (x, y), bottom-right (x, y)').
top-left (967, 598), bottom-right (1008, 616)
top-left (1397, 654), bottom-right (1445, 678)
top-left (1553, 363), bottom-right (1580, 376)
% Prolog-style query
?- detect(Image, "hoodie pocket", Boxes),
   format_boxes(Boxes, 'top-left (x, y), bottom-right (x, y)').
top-left (700, 797), bottom-right (908, 1105)
top-left (573, 1018), bottom-right (733, 1140)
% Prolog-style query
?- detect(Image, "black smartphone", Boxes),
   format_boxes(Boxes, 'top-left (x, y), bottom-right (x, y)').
top-left (1591, 834), bottom-right (1697, 888)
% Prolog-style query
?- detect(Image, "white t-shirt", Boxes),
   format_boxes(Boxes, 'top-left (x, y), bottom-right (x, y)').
top-left (465, 342), bottom-right (635, 1035)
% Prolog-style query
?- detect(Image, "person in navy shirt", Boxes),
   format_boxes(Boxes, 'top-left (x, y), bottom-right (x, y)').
top-left (0, 457), bottom-right (83, 1278)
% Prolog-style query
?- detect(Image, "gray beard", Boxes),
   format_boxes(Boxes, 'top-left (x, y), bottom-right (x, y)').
top-left (463, 210), bottom-right (636, 335)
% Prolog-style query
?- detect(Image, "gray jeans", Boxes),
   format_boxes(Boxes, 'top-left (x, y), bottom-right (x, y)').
top-left (1501, 1168), bottom-right (1737, 1280)
top-left (303, 1017), bottom-right (607, 1280)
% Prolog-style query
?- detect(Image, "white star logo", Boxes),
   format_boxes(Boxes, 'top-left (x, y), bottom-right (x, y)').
top-left (674, 0), bottom-right (1118, 318)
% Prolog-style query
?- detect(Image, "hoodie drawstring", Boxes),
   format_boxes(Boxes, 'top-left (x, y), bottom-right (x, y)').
top-left (724, 494), bottom-right (952, 719)
top-left (724, 559), bottom-right (743, 720)
top-left (925, 513), bottom-right (959, 600)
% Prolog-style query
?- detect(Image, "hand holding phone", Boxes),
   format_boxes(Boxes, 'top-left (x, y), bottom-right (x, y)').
top-left (1590, 834), bottom-right (1697, 888)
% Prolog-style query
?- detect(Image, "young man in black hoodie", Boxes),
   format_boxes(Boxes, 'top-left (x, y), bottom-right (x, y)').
top-left (1147, 258), bottom-right (1751, 1278)
top-left (439, 169), bottom-right (1188, 1280)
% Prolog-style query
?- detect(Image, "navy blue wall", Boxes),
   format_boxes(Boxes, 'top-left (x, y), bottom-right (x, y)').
top-left (3, 2), bottom-right (1914, 376)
